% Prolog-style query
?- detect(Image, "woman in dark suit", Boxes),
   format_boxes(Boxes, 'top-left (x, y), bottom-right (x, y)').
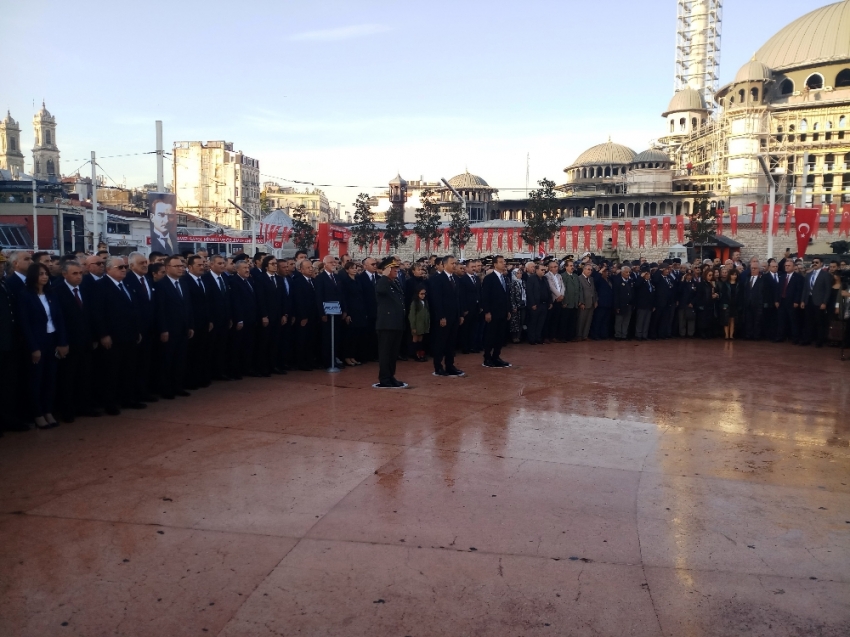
top-left (695, 268), bottom-right (720, 339)
top-left (18, 262), bottom-right (68, 429)
top-left (340, 260), bottom-right (366, 366)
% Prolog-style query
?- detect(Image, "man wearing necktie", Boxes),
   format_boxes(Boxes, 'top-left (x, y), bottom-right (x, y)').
top-left (154, 255), bottom-right (194, 399)
top-left (290, 259), bottom-right (320, 370)
top-left (125, 252), bottom-right (158, 403)
top-left (742, 260), bottom-right (767, 340)
top-left (202, 254), bottom-right (233, 380)
top-left (762, 259), bottom-right (780, 341)
top-left (799, 257), bottom-right (831, 347)
top-left (356, 257), bottom-right (379, 362)
top-left (313, 255), bottom-right (346, 369)
top-left (480, 256), bottom-right (512, 368)
top-left (774, 259), bottom-right (803, 343)
top-left (182, 255), bottom-right (213, 388)
top-left (429, 255), bottom-right (465, 376)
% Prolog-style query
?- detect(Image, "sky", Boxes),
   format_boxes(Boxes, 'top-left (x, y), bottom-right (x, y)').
top-left (1, 0), bottom-right (831, 215)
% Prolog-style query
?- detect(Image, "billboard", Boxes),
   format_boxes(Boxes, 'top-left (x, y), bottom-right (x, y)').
top-left (148, 192), bottom-right (178, 254)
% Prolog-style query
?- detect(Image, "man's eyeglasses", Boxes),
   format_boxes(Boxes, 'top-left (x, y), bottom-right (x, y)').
top-left (113, 265), bottom-right (128, 270)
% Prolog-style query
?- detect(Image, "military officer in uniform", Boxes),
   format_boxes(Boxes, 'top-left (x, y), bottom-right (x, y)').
top-left (375, 256), bottom-right (407, 388)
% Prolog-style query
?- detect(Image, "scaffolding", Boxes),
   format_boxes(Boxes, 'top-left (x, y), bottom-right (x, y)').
top-left (675, 0), bottom-right (723, 109)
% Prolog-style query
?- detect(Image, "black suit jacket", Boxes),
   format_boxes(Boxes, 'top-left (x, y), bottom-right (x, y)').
top-left (777, 272), bottom-right (804, 304)
top-left (93, 277), bottom-right (140, 344)
top-left (742, 274), bottom-right (769, 309)
top-left (256, 274), bottom-right (284, 323)
top-left (458, 273), bottom-right (481, 316)
top-left (651, 273), bottom-right (674, 309)
top-left (314, 270), bottom-right (345, 316)
top-left (202, 272), bottom-right (232, 330)
top-left (229, 275), bottom-right (261, 327)
top-left (480, 271), bottom-right (511, 318)
top-left (356, 271), bottom-right (378, 320)
top-left (634, 278), bottom-right (654, 310)
top-left (154, 277), bottom-right (193, 337)
top-left (291, 274), bottom-right (319, 322)
top-left (801, 269), bottom-right (832, 306)
top-left (124, 272), bottom-right (156, 335)
top-left (612, 276), bottom-right (634, 312)
top-left (181, 273), bottom-right (211, 332)
top-left (429, 272), bottom-right (461, 322)
top-left (54, 281), bottom-right (95, 347)
top-left (4, 273), bottom-right (26, 300)
top-left (375, 275), bottom-right (405, 331)
top-left (18, 289), bottom-right (68, 353)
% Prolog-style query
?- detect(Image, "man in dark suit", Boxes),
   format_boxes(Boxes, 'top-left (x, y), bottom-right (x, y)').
top-left (54, 260), bottom-right (99, 422)
top-left (229, 258), bottom-right (264, 378)
top-left (275, 257), bottom-right (295, 370)
top-left (799, 257), bottom-right (832, 347)
top-left (154, 255), bottom-right (194, 399)
top-left (254, 255), bottom-right (286, 376)
top-left (741, 261), bottom-right (769, 340)
top-left (93, 257), bottom-right (144, 415)
top-left (290, 258), bottom-right (320, 370)
top-left (356, 257), bottom-right (379, 362)
top-left (3, 251), bottom-right (32, 429)
top-left (612, 265), bottom-right (634, 340)
top-left (182, 254), bottom-right (212, 388)
top-left (458, 261), bottom-right (482, 354)
top-left (125, 252), bottom-right (157, 402)
top-left (314, 255), bottom-right (346, 369)
top-left (480, 256), bottom-right (511, 367)
top-left (375, 257), bottom-right (407, 387)
top-left (202, 254), bottom-right (232, 380)
top-left (761, 260), bottom-right (780, 341)
top-left (775, 259), bottom-right (804, 343)
top-left (650, 265), bottom-right (675, 339)
top-left (429, 255), bottom-right (464, 376)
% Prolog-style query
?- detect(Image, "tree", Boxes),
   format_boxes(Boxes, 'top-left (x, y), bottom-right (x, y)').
top-left (686, 193), bottom-right (716, 261)
top-left (290, 204), bottom-right (316, 254)
top-left (414, 188), bottom-right (442, 252)
top-left (446, 202), bottom-right (472, 252)
top-left (383, 203), bottom-right (408, 251)
top-left (351, 192), bottom-right (380, 252)
top-left (521, 178), bottom-right (563, 251)
top-left (259, 190), bottom-right (272, 215)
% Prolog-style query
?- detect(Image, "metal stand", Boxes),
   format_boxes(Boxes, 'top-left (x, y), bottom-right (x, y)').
top-left (327, 315), bottom-right (341, 373)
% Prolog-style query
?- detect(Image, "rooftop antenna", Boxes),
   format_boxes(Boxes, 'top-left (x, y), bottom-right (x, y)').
top-left (675, 0), bottom-right (722, 109)
top-left (525, 152), bottom-right (530, 198)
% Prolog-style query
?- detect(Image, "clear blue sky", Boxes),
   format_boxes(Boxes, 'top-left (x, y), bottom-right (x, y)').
top-left (2, 0), bottom-right (828, 212)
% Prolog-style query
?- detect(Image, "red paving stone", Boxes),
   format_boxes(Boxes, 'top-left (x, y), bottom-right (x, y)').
top-left (1, 340), bottom-right (849, 636)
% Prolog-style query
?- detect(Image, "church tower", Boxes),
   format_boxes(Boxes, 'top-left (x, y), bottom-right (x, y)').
top-left (0, 111), bottom-right (25, 176)
top-left (32, 102), bottom-right (60, 181)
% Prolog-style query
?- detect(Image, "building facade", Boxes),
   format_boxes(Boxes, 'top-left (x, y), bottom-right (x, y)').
top-left (173, 140), bottom-right (260, 229)
top-left (32, 102), bottom-right (60, 182)
top-left (262, 183), bottom-right (332, 225)
top-left (0, 111), bottom-right (25, 176)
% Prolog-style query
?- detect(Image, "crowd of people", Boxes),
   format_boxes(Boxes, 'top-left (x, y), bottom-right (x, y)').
top-left (1, 245), bottom-right (848, 432)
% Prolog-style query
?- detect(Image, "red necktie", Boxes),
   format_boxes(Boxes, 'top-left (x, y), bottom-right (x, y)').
top-left (73, 287), bottom-right (82, 308)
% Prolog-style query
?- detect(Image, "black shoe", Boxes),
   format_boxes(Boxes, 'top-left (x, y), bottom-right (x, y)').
top-left (377, 380), bottom-right (397, 388)
top-left (175, 390), bottom-right (191, 397)
top-left (495, 358), bottom-right (511, 367)
top-left (482, 359), bottom-right (497, 368)
top-left (105, 407), bottom-right (121, 416)
top-left (122, 402), bottom-right (147, 410)
top-left (433, 369), bottom-right (449, 377)
top-left (446, 367), bottom-right (465, 376)
top-left (391, 378), bottom-right (406, 388)
top-left (142, 395), bottom-right (159, 403)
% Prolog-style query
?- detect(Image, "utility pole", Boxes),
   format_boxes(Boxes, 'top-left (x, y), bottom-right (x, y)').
top-left (757, 155), bottom-right (776, 259)
top-left (91, 151), bottom-right (100, 251)
top-left (441, 177), bottom-right (468, 260)
top-left (228, 198), bottom-right (256, 255)
top-left (155, 120), bottom-right (164, 191)
top-left (32, 179), bottom-right (38, 250)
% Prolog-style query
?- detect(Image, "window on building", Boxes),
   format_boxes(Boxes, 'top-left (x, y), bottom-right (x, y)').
top-left (45, 130), bottom-right (51, 145)
top-left (840, 116), bottom-right (847, 128)
top-left (800, 119), bottom-right (808, 131)
top-left (691, 117), bottom-right (697, 129)
top-left (9, 137), bottom-right (16, 151)
top-left (670, 120), bottom-right (675, 133)
top-left (679, 117), bottom-right (686, 131)
top-left (780, 78), bottom-right (794, 95)
top-left (751, 87), bottom-right (759, 102)
top-left (738, 89), bottom-right (745, 103)
top-left (806, 73), bottom-right (824, 90)
top-left (46, 159), bottom-right (55, 175)
top-left (835, 69), bottom-right (850, 88)
top-left (235, 187), bottom-right (239, 197)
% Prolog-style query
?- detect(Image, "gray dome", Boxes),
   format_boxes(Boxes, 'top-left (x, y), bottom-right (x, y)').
top-left (389, 173), bottom-right (407, 186)
top-left (568, 141), bottom-right (636, 168)
top-left (662, 88), bottom-right (708, 116)
top-left (735, 59), bottom-right (772, 83)
top-left (632, 149), bottom-right (670, 164)
top-left (448, 171), bottom-right (491, 188)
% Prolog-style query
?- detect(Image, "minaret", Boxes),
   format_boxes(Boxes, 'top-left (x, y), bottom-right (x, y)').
top-left (675, 0), bottom-right (722, 109)
top-left (32, 101), bottom-right (60, 181)
top-left (0, 111), bottom-right (25, 176)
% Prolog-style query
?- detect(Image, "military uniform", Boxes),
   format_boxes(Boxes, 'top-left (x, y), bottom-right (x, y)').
top-left (375, 266), bottom-right (406, 387)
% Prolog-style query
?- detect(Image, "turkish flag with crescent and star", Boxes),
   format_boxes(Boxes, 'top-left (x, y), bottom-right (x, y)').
top-left (795, 208), bottom-right (819, 257)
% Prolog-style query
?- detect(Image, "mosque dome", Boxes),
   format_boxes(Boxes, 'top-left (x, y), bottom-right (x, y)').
top-left (755, 1), bottom-right (850, 72)
top-left (568, 140), bottom-right (636, 168)
top-left (632, 148), bottom-right (670, 165)
top-left (734, 59), bottom-right (772, 83)
top-left (389, 173), bottom-right (407, 186)
top-left (447, 171), bottom-right (491, 189)
top-left (662, 88), bottom-right (708, 116)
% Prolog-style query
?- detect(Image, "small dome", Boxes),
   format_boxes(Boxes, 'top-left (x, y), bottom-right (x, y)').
top-left (447, 171), bottom-right (491, 189)
top-left (632, 149), bottom-right (670, 164)
top-left (389, 173), bottom-right (407, 186)
top-left (2, 111), bottom-right (16, 126)
top-left (755, 0), bottom-right (850, 72)
top-left (568, 141), bottom-right (636, 168)
top-left (34, 101), bottom-right (54, 121)
top-left (735, 59), bottom-right (772, 83)
top-left (663, 88), bottom-right (708, 117)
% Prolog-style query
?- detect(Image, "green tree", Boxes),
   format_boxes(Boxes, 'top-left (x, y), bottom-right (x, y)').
top-left (351, 192), bottom-right (380, 252)
top-left (259, 190), bottom-right (272, 215)
top-left (414, 188), bottom-right (442, 251)
top-left (686, 193), bottom-right (716, 261)
top-left (447, 202), bottom-right (472, 252)
top-left (383, 203), bottom-right (408, 251)
top-left (290, 204), bottom-right (316, 253)
top-left (521, 178), bottom-right (563, 250)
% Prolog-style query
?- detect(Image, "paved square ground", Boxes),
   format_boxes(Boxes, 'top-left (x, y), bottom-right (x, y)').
top-left (2, 340), bottom-right (849, 636)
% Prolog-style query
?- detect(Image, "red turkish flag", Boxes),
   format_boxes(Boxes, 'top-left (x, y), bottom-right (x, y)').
top-left (716, 211), bottom-right (723, 236)
top-left (517, 233), bottom-right (523, 251)
top-left (548, 235), bottom-right (555, 252)
top-left (624, 221), bottom-right (633, 247)
top-left (559, 227), bottom-right (567, 250)
top-left (676, 215), bottom-right (685, 243)
top-left (595, 224), bottom-right (604, 250)
top-left (772, 205), bottom-right (781, 235)
top-left (497, 229), bottom-right (504, 249)
top-left (761, 204), bottom-right (769, 234)
top-left (785, 205), bottom-right (794, 235)
top-left (840, 204), bottom-right (850, 236)
top-left (650, 218), bottom-right (658, 246)
top-left (507, 228), bottom-right (514, 251)
top-left (475, 229), bottom-right (482, 251)
top-left (415, 235), bottom-right (421, 252)
top-left (828, 204), bottom-right (837, 234)
top-left (795, 208), bottom-right (819, 257)
top-left (662, 216), bottom-right (671, 244)
top-left (444, 228), bottom-right (450, 247)
top-left (538, 242), bottom-right (546, 258)
top-left (729, 207), bottom-right (738, 236)
top-left (638, 220), bottom-right (646, 247)
top-left (571, 226), bottom-right (579, 252)
top-left (611, 222), bottom-right (619, 249)
top-left (583, 224), bottom-right (592, 250)
top-left (486, 230), bottom-right (493, 251)
top-left (812, 208), bottom-right (820, 239)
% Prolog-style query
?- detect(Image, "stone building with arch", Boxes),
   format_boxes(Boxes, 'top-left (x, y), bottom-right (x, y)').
top-left (32, 102), bottom-right (60, 182)
top-left (436, 171), bottom-right (499, 221)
